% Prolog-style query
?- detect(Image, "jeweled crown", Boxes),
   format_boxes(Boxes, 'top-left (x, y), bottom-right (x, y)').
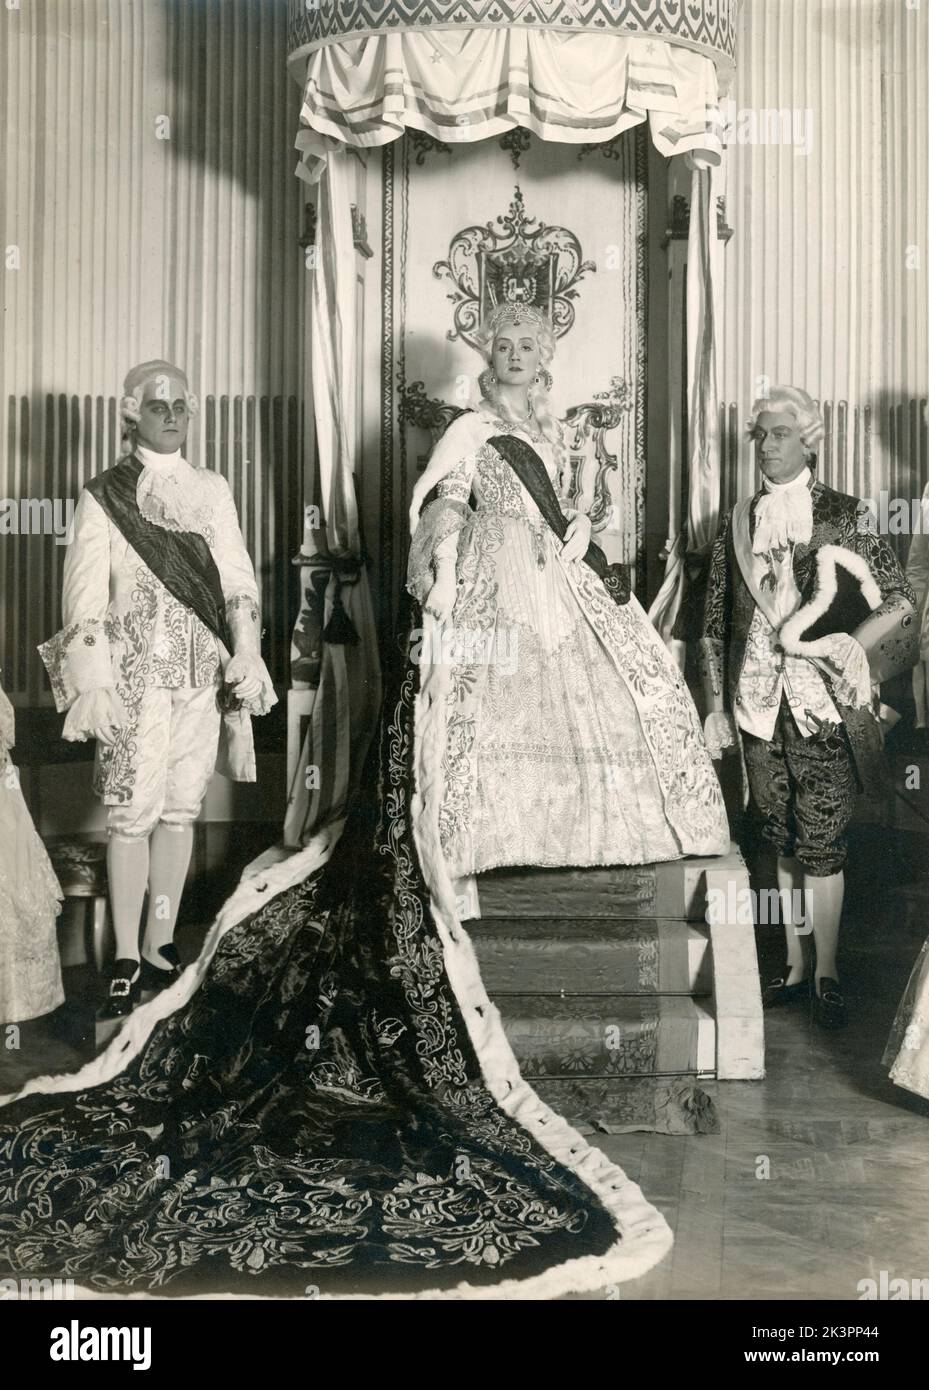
top-left (487, 301), bottom-right (549, 334)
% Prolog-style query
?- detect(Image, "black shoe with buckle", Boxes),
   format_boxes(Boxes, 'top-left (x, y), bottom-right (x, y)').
top-left (139, 943), bottom-right (183, 992)
top-left (99, 958), bottom-right (141, 1019)
top-left (761, 975), bottom-right (810, 1010)
top-left (814, 977), bottom-right (847, 1030)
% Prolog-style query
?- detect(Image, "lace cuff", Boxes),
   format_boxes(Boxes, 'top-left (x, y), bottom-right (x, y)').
top-left (557, 487), bottom-right (579, 522)
top-left (704, 710), bottom-right (738, 758)
top-left (809, 634), bottom-right (873, 710)
top-left (62, 687), bottom-right (128, 742)
top-left (38, 618), bottom-right (113, 712)
top-left (407, 498), bottom-right (471, 606)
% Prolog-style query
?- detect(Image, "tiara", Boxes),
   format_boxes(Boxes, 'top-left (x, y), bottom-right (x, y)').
top-left (487, 301), bottom-right (549, 332)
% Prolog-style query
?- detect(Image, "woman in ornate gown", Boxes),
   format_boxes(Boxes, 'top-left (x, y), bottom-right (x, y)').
top-left (0, 672), bottom-right (64, 1024)
top-left (408, 303), bottom-right (730, 879)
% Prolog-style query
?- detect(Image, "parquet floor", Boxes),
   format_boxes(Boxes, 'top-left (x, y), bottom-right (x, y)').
top-left (592, 934), bottom-right (929, 1300)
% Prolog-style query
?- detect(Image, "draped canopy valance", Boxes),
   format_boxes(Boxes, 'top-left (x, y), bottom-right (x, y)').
top-left (287, 1), bottom-right (739, 182)
top-left (288, 0), bottom-right (737, 67)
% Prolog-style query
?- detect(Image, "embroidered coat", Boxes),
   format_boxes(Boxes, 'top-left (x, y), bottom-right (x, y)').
top-left (699, 480), bottom-right (917, 798)
top-left (39, 458), bottom-right (268, 804)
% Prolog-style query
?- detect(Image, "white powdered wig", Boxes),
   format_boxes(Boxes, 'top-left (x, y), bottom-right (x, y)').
top-left (746, 384), bottom-right (825, 458)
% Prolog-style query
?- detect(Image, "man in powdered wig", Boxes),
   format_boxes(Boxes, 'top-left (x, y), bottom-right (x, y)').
top-left (40, 361), bottom-right (276, 1018)
top-left (700, 385), bottom-right (917, 1028)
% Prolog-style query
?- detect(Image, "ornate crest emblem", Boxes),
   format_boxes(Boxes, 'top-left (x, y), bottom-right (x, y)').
top-left (433, 186), bottom-right (595, 348)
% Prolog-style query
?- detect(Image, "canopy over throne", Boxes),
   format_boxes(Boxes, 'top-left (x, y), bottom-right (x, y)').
top-left (284, 0), bottom-right (738, 845)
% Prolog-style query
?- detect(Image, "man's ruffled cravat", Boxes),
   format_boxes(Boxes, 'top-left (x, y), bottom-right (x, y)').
top-left (135, 446), bottom-right (214, 537)
top-left (752, 466), bottom-right (814, 555)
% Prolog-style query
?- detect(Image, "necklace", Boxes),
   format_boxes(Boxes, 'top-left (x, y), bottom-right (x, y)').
top-left (498, 402), bottom-right (533, 426)
top-left (493, 406), bottom-right (543, 443)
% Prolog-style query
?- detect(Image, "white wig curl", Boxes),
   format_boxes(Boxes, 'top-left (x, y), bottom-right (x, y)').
top-left (119, 359), bottom-right (199, 457)
top-left (746, 384), bottom-right (825, 460)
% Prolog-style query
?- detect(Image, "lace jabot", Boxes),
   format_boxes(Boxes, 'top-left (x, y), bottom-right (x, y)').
top-left (753, 466), bottom-right (814, 554)
top-left (135, 447), bottom-right (214, 536)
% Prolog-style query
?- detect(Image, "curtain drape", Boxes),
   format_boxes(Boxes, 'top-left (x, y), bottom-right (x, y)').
top-left (283, 151), bottom-right (381, 847)
top-left (648, 165), bottom-right (721, 667)
top-left (293, 29), bottom-right (725, 186)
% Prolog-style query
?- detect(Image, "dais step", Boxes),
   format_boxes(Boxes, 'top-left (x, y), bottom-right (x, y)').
top-left (468, 918), bottom-right (711, 995)
top-left (473, 844), bottom-right (746, 923)
top-left (494, 994), bottom-right (715, 1079)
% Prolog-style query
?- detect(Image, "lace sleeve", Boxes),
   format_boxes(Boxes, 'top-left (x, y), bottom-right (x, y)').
top-left (406, 499), bottom-right (472, 605)
top-left (436, 451), bottom-right (477, 504)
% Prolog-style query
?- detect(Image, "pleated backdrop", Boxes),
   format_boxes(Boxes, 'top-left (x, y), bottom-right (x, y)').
top-left (0, 0), bottom-right (307, 703)
top-left (718, 0), bottom-right (929, 527)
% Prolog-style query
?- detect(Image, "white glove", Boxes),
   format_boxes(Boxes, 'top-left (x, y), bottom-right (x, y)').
top-left (224, 650), bottom-right (266, 704)
top-left (561, 514), bottom-right (592, 563)
top-left (225, 597), bottom-right (277, 715)
top-left (423, 564), bottom-right (458, 623)
top-left (704, 710), bottom-right (738, 760)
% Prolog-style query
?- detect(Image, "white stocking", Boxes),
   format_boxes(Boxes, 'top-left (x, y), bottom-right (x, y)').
top-left (142, 821), bottom-right (194, 962)
top-left (805, 870), bottom-right (845, 992)
top-left (107, 835), bottom-right (149, 963)
top-left (777, 855), bottom-right (811, 984)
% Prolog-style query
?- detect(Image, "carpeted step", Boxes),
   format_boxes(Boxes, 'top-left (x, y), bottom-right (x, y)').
top-left (474, 843), bottom-right (743, 923)
top-left (494, 994), bottom-right (715, 1079)
top-left (468, 917), bottom-right (710, 995)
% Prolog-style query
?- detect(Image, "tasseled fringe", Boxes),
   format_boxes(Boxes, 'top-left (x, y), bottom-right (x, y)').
top-left (322, 582), bottom-right (360, 645)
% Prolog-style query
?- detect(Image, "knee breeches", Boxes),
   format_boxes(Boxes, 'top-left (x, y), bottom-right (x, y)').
top-left (742, 701), bottom-right (859, 876)
top-left (105, 685), bottom-right (221, 839)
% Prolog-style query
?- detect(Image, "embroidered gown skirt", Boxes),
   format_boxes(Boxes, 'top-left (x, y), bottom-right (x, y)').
top-left (424, 436), bottom-right (730, 877)
top-left (884, 933), bottom-right (929, 1101)
top-left (0, 767), bottom-right (63, 1023)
